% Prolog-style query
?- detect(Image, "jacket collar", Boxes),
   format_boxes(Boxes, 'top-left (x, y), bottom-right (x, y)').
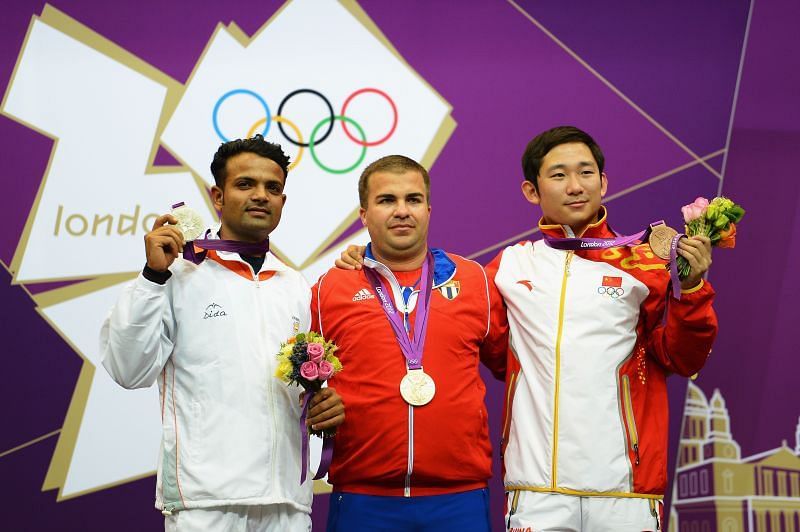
top-left (538, 205), bottom-right (615, 240)
top-left (206, 225), bottom-right (288, 273)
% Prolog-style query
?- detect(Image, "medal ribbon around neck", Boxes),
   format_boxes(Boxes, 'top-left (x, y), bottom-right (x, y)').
top-left (172, 203), bottom-right (270, 264)
top-left (542, 220), bottom-right (686, 299)
top-left (363, 252), bottom-right (434, 372)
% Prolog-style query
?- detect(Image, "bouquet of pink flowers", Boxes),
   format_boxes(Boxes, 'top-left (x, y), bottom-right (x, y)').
top-left (678, 196), bottom-right (745, 279)
top-left (275, 332), bottom-right (342, 436)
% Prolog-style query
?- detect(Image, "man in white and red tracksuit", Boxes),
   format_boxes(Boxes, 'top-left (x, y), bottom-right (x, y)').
top-left (491, 126), bottom-right (718, 531)
top-left (313, 155), bottom-right (508, 531)
top-left (102, 136), bottom-right (344, 532)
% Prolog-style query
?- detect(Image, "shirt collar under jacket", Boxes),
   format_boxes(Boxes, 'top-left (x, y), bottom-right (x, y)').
top-left (364, 243), bottom-right (455, 289)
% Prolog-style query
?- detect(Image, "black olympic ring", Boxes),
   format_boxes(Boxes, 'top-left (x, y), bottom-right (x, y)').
top-left (276, 88), bottom-right (335, 148)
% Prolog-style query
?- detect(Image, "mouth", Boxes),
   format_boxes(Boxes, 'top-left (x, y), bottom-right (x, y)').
top-left (565, 200), bottom-right (588, 208)
top-left (246, 207), bottom-right (271, 217)
top-left (389, 224), bottom-right (415, 232)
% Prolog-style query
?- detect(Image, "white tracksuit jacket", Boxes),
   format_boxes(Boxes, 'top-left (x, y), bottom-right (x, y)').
top-left (101, 249), bottom-right (312, 514)
top-left (488, 210), bottom-right (717, 500)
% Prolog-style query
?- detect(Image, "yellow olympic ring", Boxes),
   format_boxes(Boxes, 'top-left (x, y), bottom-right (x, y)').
top-left (247, 116), bottom-right (303, 171)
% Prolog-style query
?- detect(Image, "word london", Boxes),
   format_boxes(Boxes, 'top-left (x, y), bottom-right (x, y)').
top-left (53, 205), bottom-right (161, 237)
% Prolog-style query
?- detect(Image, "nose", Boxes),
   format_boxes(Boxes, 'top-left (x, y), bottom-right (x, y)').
top-left (565, 173), bottom-right (585, 195)
top-left (251, 184), bottom-right (269, 202)
top-left (394, 200), bottom-right (411, 217)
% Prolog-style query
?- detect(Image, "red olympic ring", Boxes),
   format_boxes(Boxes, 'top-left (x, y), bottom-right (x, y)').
top-left (339, 88), bottom-right (398, 147)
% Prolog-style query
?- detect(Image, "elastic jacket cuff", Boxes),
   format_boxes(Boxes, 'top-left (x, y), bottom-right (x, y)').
top-left (142, 264), bottom-right (172, 285)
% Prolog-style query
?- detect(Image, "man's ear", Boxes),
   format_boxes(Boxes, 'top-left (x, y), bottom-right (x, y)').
top-left (211, 185), bottom-right (224, 211)
top-left (521, 180), bottom-right (540, 206)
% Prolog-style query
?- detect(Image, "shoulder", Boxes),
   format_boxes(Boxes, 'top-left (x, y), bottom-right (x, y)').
top-left (444, 252), bottom-right (484, 274)
top-left (486, 240), bottom-right (534, 269)
top-left (313, 267), bottom-right (362, 294)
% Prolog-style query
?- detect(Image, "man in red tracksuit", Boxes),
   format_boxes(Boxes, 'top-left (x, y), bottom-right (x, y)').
top-left (312, 155), bottom-right (508, 531)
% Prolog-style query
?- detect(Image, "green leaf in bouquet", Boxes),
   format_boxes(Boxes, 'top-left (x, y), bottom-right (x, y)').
top-left (713, 214), bottom-right (729, 228)
top-left (727, 205), bottom-right (745, 222)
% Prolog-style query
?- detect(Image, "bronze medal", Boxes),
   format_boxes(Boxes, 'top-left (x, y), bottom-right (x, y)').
top-left (648, 224), bottom-right (678, 260)
top-left (400, 369), bottom-right (436, 406)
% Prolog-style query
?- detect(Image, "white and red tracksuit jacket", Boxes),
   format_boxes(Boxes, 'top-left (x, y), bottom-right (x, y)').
top-left (312, 246), bottom-right (508, 497)
top-left (101, 247), bottom-right (313, 514)
top-left (488, 208), bottom-right (718, 499)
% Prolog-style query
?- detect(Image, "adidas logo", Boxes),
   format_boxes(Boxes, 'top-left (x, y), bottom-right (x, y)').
top-left (352, 288), bottom-right (375, 301)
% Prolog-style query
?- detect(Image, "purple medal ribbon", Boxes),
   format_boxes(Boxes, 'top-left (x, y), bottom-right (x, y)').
top-left (299, 391), bottom-right (335, 484)
top-left (667, 233), bottom-right (684, 300)
top-left (542, 221), bottom-right (686, 299)
top-left (363, 252), bottom-right (435, 371)
top-left (180, 229), bottom-right (270, 265)
top-left (170, 202), bottom-right (270, 264)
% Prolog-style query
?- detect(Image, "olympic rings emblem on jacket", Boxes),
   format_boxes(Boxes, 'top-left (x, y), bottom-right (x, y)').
top-left (212, 87), bottom-right (397, 174)
top-left (597, 286), bottom-right (625, 298)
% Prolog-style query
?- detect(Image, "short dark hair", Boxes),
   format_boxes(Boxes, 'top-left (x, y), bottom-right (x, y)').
top-left (521, 126), bottom-right (605, 191)
top-left (358, 155), bottom-right (431, 208)
top-left (210, 134), bottom-right (290, 187)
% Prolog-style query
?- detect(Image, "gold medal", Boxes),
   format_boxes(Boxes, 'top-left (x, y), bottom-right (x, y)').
top-left (648, 224), bottom-right (678, 260)
top-left (172, 203), bottom-right (204, 241)
top-left (400, 369), bottom-right (436, 406)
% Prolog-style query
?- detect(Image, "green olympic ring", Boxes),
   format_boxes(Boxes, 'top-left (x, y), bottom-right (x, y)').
top-left (309, 115), bottom-right (367, 175)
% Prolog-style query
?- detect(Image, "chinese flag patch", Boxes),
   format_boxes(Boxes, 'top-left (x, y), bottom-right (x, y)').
top-left (602, 276), bottom-right (622, 287)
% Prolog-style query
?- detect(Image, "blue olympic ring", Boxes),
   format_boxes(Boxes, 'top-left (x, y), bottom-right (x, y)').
top-left (212, 89), bottom-right (272, 142)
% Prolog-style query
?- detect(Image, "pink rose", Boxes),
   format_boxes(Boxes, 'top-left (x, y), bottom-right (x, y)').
top-left (307, 342), bottom-right (325, 363)
top-left (318, 360), bottom-right (335, 380)
top-left (300, 361), bottom-right (319, 381)
top-left (681, 197), bottom-right (709, 223)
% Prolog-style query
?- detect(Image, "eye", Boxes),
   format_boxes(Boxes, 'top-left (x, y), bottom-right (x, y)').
top-left (551, 172), bottom-right (565, 179)
top-left (268, 183), bottom-right (283, 194)
top-left (236, 181), bottom-right (252, 189)
top-left (581, 170), bottom-right (595, 176)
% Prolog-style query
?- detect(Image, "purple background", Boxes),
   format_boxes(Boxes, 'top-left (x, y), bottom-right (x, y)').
top-left (2, 1), bottom-right (796, 530)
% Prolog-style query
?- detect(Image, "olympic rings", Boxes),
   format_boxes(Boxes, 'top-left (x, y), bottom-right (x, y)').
top-left (309, 116), bottom-right (367, 175)
top-left (212, 87), bottom-right (397, 173)
top-left (213, 89), bottom-right (271, 141)
top-left (339, 88), bottom-right (398, 147)
top-left (597, 286), bottom-right (625, 298)
top-left (247, 116), bottom-right (304, 171)
top-left (277, 89), bottom-right (334, 147)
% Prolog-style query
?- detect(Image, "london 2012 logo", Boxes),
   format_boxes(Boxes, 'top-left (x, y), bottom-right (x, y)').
top-left (1, 0), bottom-right (453, 500)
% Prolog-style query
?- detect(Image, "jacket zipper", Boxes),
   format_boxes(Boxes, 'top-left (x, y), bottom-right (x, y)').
top-left (247, 262), bottom-right (278, 484)
top-left (621, 374), bottom-right (640, 466)
top-left (551, 251), bottom-right (573, 488)
top-left (402, 302), bottom-right (414, 497)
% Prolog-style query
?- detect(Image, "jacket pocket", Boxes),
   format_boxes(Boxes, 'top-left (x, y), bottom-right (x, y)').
top-left (621, 374), bottom-right (640, 466)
